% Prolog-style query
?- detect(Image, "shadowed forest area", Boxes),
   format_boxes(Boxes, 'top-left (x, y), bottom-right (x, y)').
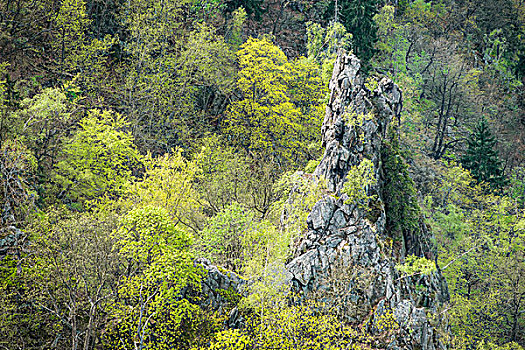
top-left (1, 0), bottom-right (525, 349)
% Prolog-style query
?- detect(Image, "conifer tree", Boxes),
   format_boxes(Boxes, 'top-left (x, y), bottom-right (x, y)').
top-left (461, 118), bottom-right (506, 189)
top-left (325, 0), bottom-right (380, 64)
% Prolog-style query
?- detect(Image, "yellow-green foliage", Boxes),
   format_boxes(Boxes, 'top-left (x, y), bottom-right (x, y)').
top-left (395, 255), bottom-right (437, 276)
top-left (305, 21), bottom-right (352, 85)
top-left (198, 203), bottom-right (256, 272)
top-left (197, 202), bottom-right (289, 288)
top-left (364, 76), bottom-right (379, 92)
top-left (54, 110), bottom-right (141, 202)
top-left (53, 0), bottom-right (115, 89)
top-left (12, 87), bottom-right (74, 173)
top-left (373, 310), bottom-right (399, 333)
top-left (270, 171), bottom-right (327, 252)
top-left (199, 301), bottom-right (367, 350)
top-left (123, 0), bottom-right (187, 59)
top-left (288, 56), bottom-right (327, 157)
top-left (342, 158), bottom-right (377, 208)
top-left (474, 341), bottom-right (524, 350)
top-left (106, 205), bottom-right (202, 350)
top-left (23, 209), bottom-right (121, 350)
top-left (15, 87), bottom-right (71, 131)
top-left (0, 62), bottom-right (8, 115)
top-left (194, 136), bottom-right (270, 216)
top-left (54, 0), bottom-right (90, 59)
top-left (126, 149), bottom-right (204, 230)
top-left (205, 329), bottom-right (252, 350)
top-left (306, 21), bottom-right (352, 62)
top-left (199, 297), bottom-right (404, 350)
top-left (225, 37), bottom-right (324, 168)
top-left (423, 161), bottom-right (525, 346)
top-left (227, 7), bottom-right (247, 49)
top-left (344, 111), bottom-right (374, 142)
top-left (123, 1), bottom-right (235, 149)
top-left (373, 5), bottom-right (396, 56)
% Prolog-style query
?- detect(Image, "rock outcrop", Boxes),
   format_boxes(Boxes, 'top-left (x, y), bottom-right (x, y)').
top-left (286, 52), bottom-right (449, 350)
top-left (192, 258), bottom-right (246, 327)
top-left (195, 258), bottom-right (246, 311)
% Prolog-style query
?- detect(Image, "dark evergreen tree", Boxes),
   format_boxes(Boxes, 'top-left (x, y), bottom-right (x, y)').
top-left (461, 118), bottom-right (507, 189)
top-left (324, 0), bottom-right (380, 65)
top-left (381, 127), bottom-right (423, 257)
top-left (225, 0), bottom-right (265, 20)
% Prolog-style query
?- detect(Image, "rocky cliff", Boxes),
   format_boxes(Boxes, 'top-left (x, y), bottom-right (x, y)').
top-left (286, 52), bottom-right (449, 350)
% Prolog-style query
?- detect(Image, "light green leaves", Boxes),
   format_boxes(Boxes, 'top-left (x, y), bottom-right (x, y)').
top-left (395, 255), bottom-right (436, 276)
top-left (55, 110), bottom-right (141, 202)
top-left (225, 37), bottom-right (324, 168)
top-left (115, 205), bottom-right (192, 262)
top-left (108, 205), bottom-right (201, 349)
top-left (342, 158), bottom-right (377, 208)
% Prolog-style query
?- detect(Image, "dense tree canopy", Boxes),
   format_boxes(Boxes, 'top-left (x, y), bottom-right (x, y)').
top-left (0, 0), bottom-right (524, 348)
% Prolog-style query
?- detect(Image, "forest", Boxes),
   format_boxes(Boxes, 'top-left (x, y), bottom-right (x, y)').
top-left (0, 0), bottom-right (524, 349)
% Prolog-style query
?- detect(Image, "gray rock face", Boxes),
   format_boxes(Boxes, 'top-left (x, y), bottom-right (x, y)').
top-left (190, 258), bottom-right (246, 328)
top-left (0, 226), bottom-right (24, 257)
top-left (194, 258), bottom-right (245, 312)
top-left (286, 51), bottom-right (449, 350)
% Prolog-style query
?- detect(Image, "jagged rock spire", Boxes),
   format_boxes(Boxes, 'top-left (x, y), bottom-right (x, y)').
top-left (286, 51), bottom-right (448, 350)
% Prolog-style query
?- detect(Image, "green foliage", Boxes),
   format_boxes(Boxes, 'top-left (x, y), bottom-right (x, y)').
top-left (306, 21), bottom-right (352, 84)
top-left (0, 62), bottom-right (10, 135)
top-left (306, 22), bottom-right (351, 62)
top-left (226, 37), bottom-right (297, 158)
top-left (395, 255), bottom-right (436, 275)
top-left (342, 158), bottom-right (377, 208)
top-left (121, 2), bottom-right (235, 151)
top-left (0, 139), bottom-right (37, 226)
top-left (424, 162), bottom-right (525, 345)
top-left (433, 204), bottom-right (469, 240)
top-left (200, 294), bottom-right (402, 350)
top-left (225, 37), bottom-right (324, 169)
top-left (126, 149), bottom-right (204, 231)
top-left (197, 201), bottom-right (289, 290)
top-left (475, 341), bottom-right (524, 350)
top-left (226, 7), bottom-right (247, 49)
top-left (200, 301), bottom-right (365, 350)
top-left (54, 109), bottom-right (141, 203)
top-left (343, 111), bottom-right (374, 143)
top-left (381, 129), bottom-right (421, 247)
top-left (304, 159), bottom-right (319, 173)
top-left (2, 0), bottom-right (525, 346)
top-left (189, 0), bottom-right (225, 22)
top-left (287, 57), bottom-right (327, 156)
top-left (106, 205), bottom-right (202, 350)
top-left (114, 205), bottom-right (193, 262)
top-left (195, 134), bottom-right (275, 217)
top-left (0, 255), bottom-right (49, 349)
top-left (17, 209), bottom-right (121, 350)
top-left (54, 0), bottom-right (90, 64)
top-left (199, 203), bottom-right (255, 271)
top-left (271, 171), bottom-right (326, 240)
top-left (11, 87), bottom-right (76, 197)
top-left (224, 0), bottom-right (264, 20)
top-left (508, 167), bottom-right (525, 208)
top-left (461, 118), bottom-right (507, 189)
top-left (324, 0), bottom-right (380, 65)
top-left (52, 0), bottom-right (116, 93)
